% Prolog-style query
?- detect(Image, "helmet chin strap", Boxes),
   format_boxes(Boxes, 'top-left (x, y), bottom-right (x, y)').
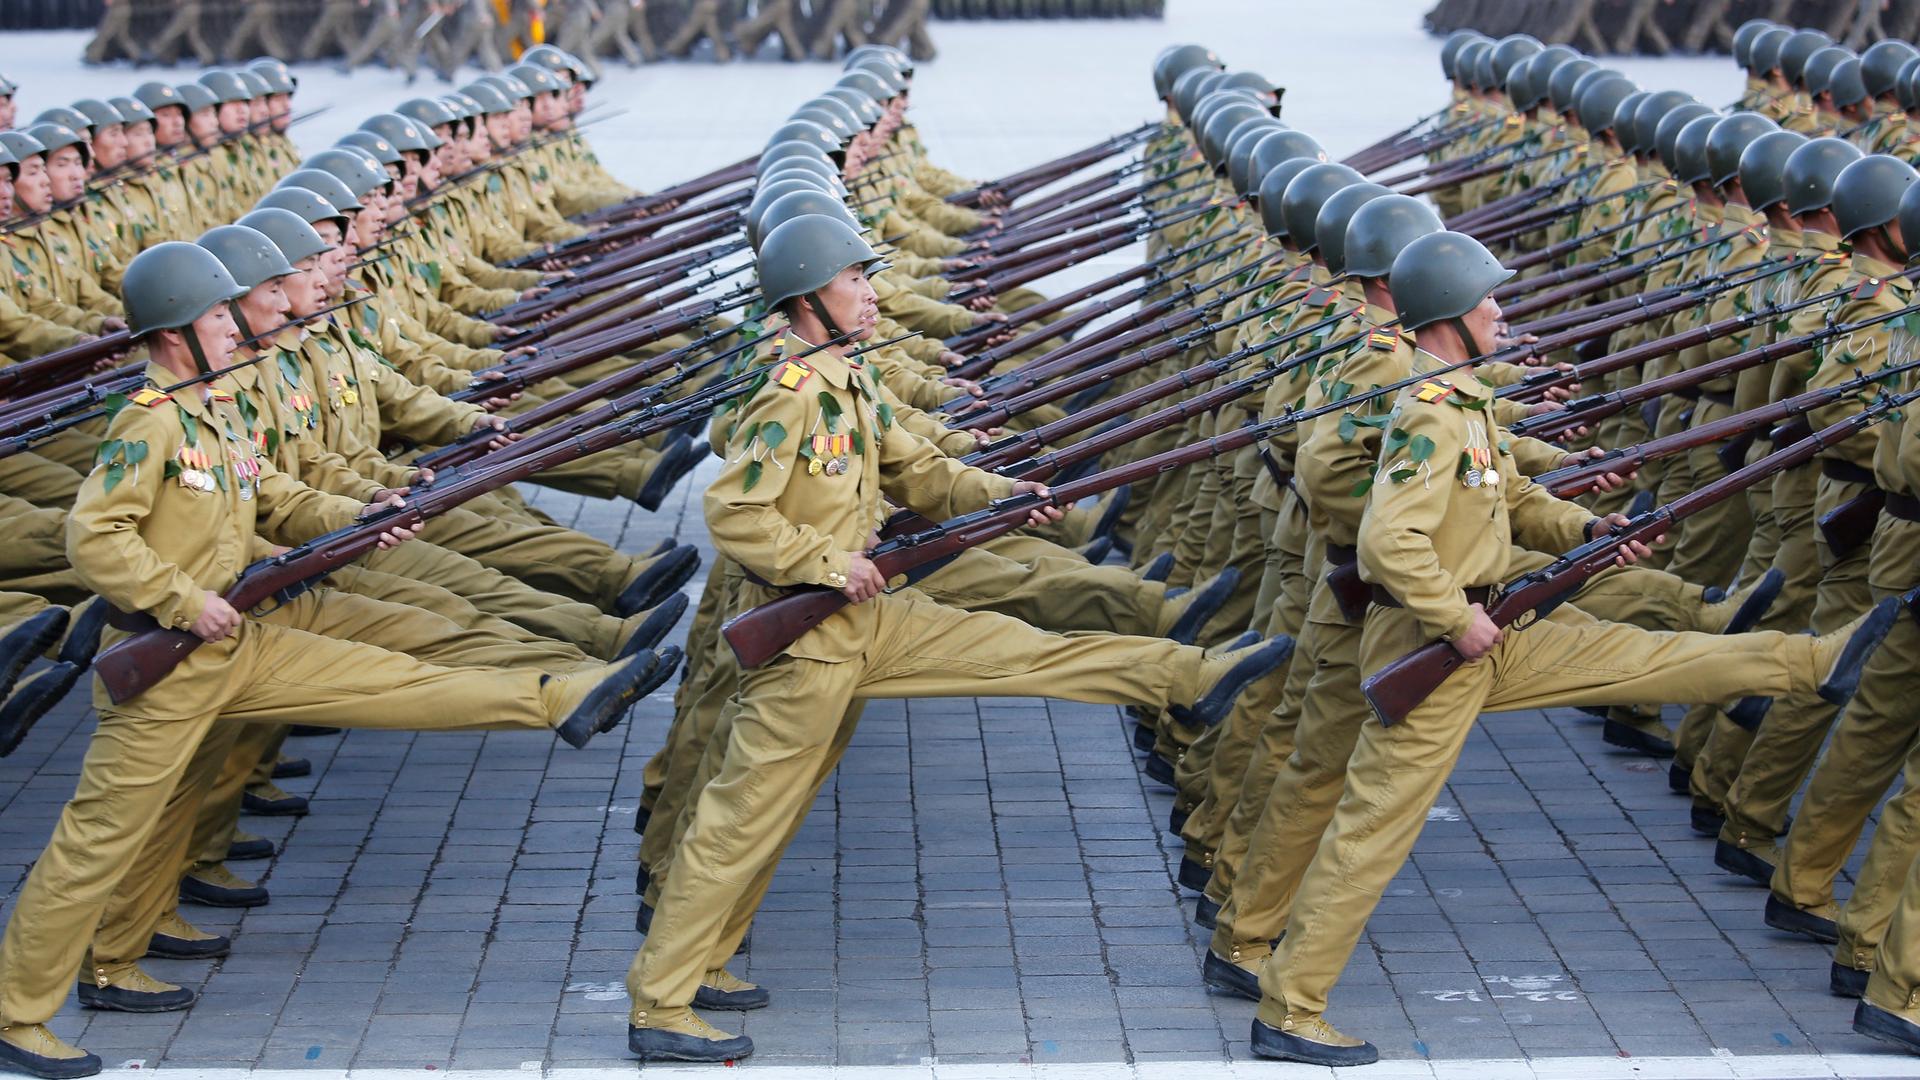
top-left (1447, 315), bottom-right (1487, 361)
top-left (804, 291), bottom-right (846, 342)
top-left (227, 300), bottom-right (256, 347)
top-left (183, 323), bottom-right (215, 377)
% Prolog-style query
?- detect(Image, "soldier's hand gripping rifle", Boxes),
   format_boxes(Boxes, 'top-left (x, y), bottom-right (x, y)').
top-left (1359, 384), bottom-right (1920, 727)
top-left (1530, 357), bottom-right (1920, 498)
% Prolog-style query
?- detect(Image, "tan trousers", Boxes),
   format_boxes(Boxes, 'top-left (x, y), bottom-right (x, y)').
top-left (299, 0), bottom-right (361, 58)
top-left (0, 587), bottom-right (561, 1025)
top-left (1258, 604), bottom-right (1829, 1022)
top-left (1864, 847), bottom-right (1920, 1021)
top-left (628, 588), bottom-right (1214, 1013)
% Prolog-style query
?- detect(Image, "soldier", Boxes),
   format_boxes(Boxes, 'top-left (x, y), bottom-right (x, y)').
top-left (150, 0), bottom-right (220, 66)
top-left (0, 241), bottom-right (672, 1079)
top-left (0, 72), bottom-right (14, 130)
top-left (624, 213), bottom-right (1293, 1062)
top-left (1244, 230), bottom-right (1898, 1067)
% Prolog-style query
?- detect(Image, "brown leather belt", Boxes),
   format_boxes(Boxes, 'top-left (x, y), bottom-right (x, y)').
top-left (1370, 584), bottom-right (1491, 609)
top-left (105, 607), bottom-right (158, 633)
top-left (1822, 459), bottom-right (1879, 487)
top-left (1885, 491), bottom-right (1920, 523)
top-left (1327, 542), bottom-right (1356, 567)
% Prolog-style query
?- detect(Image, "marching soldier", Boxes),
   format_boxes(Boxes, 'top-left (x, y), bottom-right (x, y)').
top-left (150, 0), bottom-right (220, 66)
top-left (585, 0), bottom-right (656, 66)
top-left (84, 0), bottom-right (143, 66)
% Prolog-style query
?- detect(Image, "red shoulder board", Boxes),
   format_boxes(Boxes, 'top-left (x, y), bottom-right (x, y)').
top-left (1304, 286), bottom-right (1337, 307)
top-left (129, 388), bottom-right (172, 408)
top-left (1853, 277), bottom-right (1885, 301)
top-left (1284, 263), bottom-right (1313, 283)
top-left (1413, 381), bottom-right (1454, 404)
top-left (773, 358), bottom-right (813, 390)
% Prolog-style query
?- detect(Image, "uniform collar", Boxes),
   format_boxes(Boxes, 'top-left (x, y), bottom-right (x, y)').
top-left (1798, 228), bottom-right (1841, 254)
top-left (780, 327), bottom-right (851, 390)
top-left (1852, 250), bottom-right (1905, 284)
top-left (1411, 348), bottom-right (1491, 399)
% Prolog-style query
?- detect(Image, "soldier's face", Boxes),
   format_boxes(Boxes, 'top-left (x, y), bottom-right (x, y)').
top-left (0, 95), bottom-right (13, 130)
top-left (818, 264), bottom-right (879, 340)
top-left (485, 113), bottom-right (514, 148)
top-left (249, 99), bottom-right (269, 127)
top-left (46, 146), bottom-right (86, 203)
top-left (532, 91), bottom-right (564, 128)
top-left (0, 170), bottom-right (13, 219)
top-left (188, 107), bottom-right (219, 145)
top-left (126, 122), bottom-right (156, 163)
top-left (566, 83), bottom-right (585, 114)
top-left (269, 94), bottom-right (292, 129)
top-left (156, 106), bottom-right (187, 146)
top-left (312, 222), bottom-right (350, 296)
top-left (511, 103), bottom-right (533, 140)
top-left (93, 124), bottom-right (127, 170)
top-left (466, 124), bottom-right (491, 162)
top-left (186, 304), bottom-right (242, 371)
top-left (417, 149), bottom-right (441, 191)
top-left (284, 257), bottom-right (327, 318)
top-left (239, 278), bottom-right (291, 333)
top-left (219, 101), bottom-right (249, 134)
top-left (1464, 292), bottom-right (1501, 346)
top-left (13, 156), bottom-right (49, 213)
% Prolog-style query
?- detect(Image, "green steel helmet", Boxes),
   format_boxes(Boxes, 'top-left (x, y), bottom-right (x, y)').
top-left (1780, 29), bottom-right (1835, 87)
top-left (766, 119), bottom-right (845, 156)
top-left (800, 96), bottom-right (863, 135)
top-left (757, 214), bottom-right (889, 313)
top-left (1610, 91), bottom-right (1649, 146)
top-left (33, 106), bottom-right (94, 136)
top-left (1732, 19), bottom-right (1775, 69)
top-left (1468, 42), bottom-right (1498, 91)
top-left (175, 81), bottom-right (219, 114)
top-left (246, 57), bottom-right (297, 95)
top-left (1575, 75), bottom-right (1637, 137)
top-left (1488, 34), bottom-right (1542, 88)
top-left (751, 189), bottom-right (862, 253)
top-left (1862, 40), bottom-right (1917, 100)
top-left (1244, 129), bottom-right (1326, 203)
top-left (1215, 70), bottom-right (1280, 111)
top-left (237, 207), bottom-right (334, 264)
top-left (111, 95), bottom-right (156, 128)
top-left (1544, 57), bottom-right (1598, 114)
top-left (1199, 102), bottom-right (1268, 169)
top-left (759, 152), bottom-right (839, 183)
top-left (760, 164), bottom-right (848, 200)
top-left (1440, 30), bottom-right (1487, 80)
top-left (1191, 89), bottom-right (1264, 138)
top-left (852, 60), bottom-right (909, 97)
top-left (234, 70), bottom-right (272, 100)
top-left (1737, 129), bottom-right (1808, 212)
top-left (1901, 58), bottom-right (1920, 112)
top-left (1832, 154), bottom-right (1918, 240)
top-left (823, 86), bottom-right (883, 126)
top-left (396, 97), bottom-right (459, 134)
top-left (1654, 102), bottom-right (1715, 172)
top-left (1827, 57), bottom-right (1869, 110)
top-left (836, 69), bottom-right (895, 105)
top-left (305, 148), bottom-right (392, 199)
top-left (460, 80), bottom-right (515, 114)
top-left (196, 69), bottom-right (250, 105)
top-left (1173, 67), bottom-right (1228, 123)
top-left (1389, 230), bottom-right (1514, 334)
top-left (792, 105), bottom-right (856, 143)
top-left (26, 123), bottom-right (90, 167)
top-left (254, 187), bottom-right (350, 233)
top-left (332, 144), bottom-right (387, 175)
top-left (198, 224), bottom-right (298, 289)
top-left (1749, 26), bottom-right (1793, 76)
top-left (1629, 90), bottom-right (1695, 156)
top-left (759, 140), bottom-right (836, 177)
top-left (122, 241), bottom-right (247, 341)
top-left (1280, 162), bottom-right (1365, 253)
top-left (361, 112), bottom-right (441, 153)
top-left (0, 141), bottom-right (16, 180)
top-left (1670, 114), bottom-right (1718, 185)
top-left (748, 177), bottom-right (838, 238)
top-left (0, 131), bottom-right (45, 164)
top-left (479, 73), bottom-right (533, 102)
top-left (337, 130), bottom-right (405, 167)
top-left (337, 129), bottom-right (405, 166)
top-left (1783, 137), bottom-right (1864, 215)
top-left (520, 43), bottom-right (574, 72)
top-left (1705, 112), bottom-right (1779, 187)
top-left (277, 167), bottom-right (366, 213)
top-left (133, 81), bottom-right (185, 116)
top-left (1898, 179), bottom-right (1920, 264)
top-left (441, 93), bottom-right (481, 126)
top-left (1315, 183), bottom-right (1391, 276)
top-left (1342, 194), bottom-right (1444, 280)
top-left (1512, 45), bottom-right (1577, 111)
top-left (1256, 156), bottom-right (1323, 237)
top-left (72, 99), bottom-right (124, 133)
top-left (1226, 119), bottom-right (1290, 196)
top-left (1803, 46), bottom-right (1854, 99)
top-left (507, 64), bottom-right (563, 97)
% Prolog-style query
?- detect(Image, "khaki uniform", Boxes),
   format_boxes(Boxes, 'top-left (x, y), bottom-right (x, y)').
top-left (1254, 361), bottom-right (1843, 1031)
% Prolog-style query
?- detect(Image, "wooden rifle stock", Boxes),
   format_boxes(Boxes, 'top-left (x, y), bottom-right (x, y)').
top-left (1360, 390), bottom-right (1918, 726)
top-left (0, 331), bottom-right (134, 397)
top-left (1819, 489), bottom-right (1887, 556)
top-left (571, 154), bottom-right (758, 226)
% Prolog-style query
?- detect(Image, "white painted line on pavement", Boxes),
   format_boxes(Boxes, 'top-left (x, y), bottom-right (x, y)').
top-left (97, 1053), bottom-right (1920, 1080)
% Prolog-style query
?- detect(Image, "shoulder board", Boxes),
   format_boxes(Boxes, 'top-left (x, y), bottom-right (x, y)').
top-left (1818, 250), bottom-right (1848, 264)
top-left (129, 388), bottom-right (172, 408)
top-left (1413, 381), bottom-right (1454, 404)
top-left (1303, 286), bottom-right (1337, 307)
top-left (1661, 178), bottom-right (1680, 191)
top-left (1367, 328), bottom-right (1398, 351)
top-left (1853, 277), bottom-right (1886, 301)
top-left (1284, 263), bottom-right (1313, 283)
top-left (773, 358), bottom-right (813, 390)
top-left (207, 389), bottom-right (235, 403)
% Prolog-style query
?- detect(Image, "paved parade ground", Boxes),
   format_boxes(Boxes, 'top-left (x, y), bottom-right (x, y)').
top-left (5, 2), bottom-right (1920, 1075)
